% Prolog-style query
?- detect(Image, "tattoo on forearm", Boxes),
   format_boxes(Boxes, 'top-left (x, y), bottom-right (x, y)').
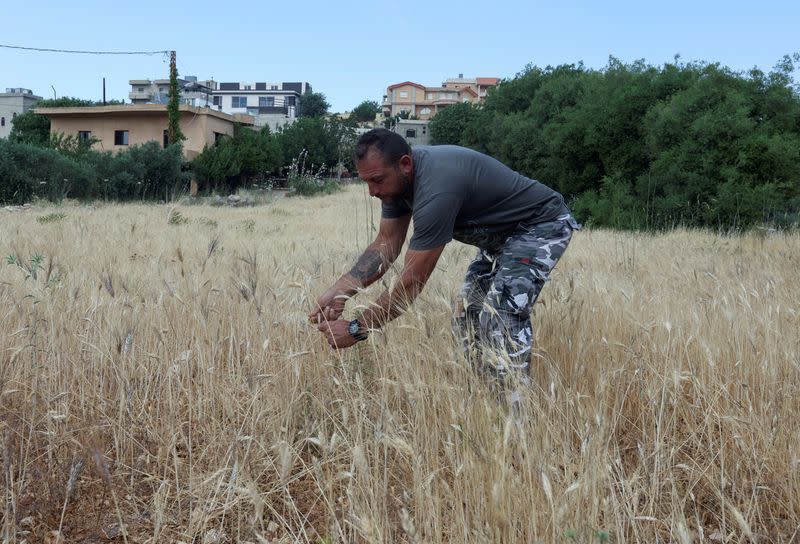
top-left (349, 249), bottom-right (385, 282)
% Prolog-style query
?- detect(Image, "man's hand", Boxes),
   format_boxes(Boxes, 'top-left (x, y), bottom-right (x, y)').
top-left (308, 287), bottom-right (349, 324)
top-left (316, 319), bottom-right (360, 349)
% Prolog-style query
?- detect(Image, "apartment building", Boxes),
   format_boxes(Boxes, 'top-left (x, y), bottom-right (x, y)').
top-left (381, 75), bottom-right (499, 120)
top-left (0, 88), bottom-right (42, 139)
top-left (129, 77), bottom-right (215, 107)
top-left (444, 75), bottom-right (500, 99)
top-left (129, 78), bottom-right (312, 132)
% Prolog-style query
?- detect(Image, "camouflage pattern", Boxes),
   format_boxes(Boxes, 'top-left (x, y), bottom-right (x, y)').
top-left (453, 213), bottom-right (580, 381)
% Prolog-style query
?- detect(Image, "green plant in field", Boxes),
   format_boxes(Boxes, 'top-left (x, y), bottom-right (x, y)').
top-left (287, 150), bottom-right (341, 198)
top-left (5, 252), bottom-right (61, 285)
top-left (560, 528), bottom-right (611, 542)
top-left (198, 217), bottom-right (218, 229)
top-left (240, 219), bottom-right (256, 233)
top-left (168, 208), bottom-right (188, 225)
top-left (36, 212), bottom-right (67, 224)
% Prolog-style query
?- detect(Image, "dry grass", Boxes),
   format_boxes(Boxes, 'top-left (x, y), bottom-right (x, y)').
top-left (1, 187), bottom-right (799, 543)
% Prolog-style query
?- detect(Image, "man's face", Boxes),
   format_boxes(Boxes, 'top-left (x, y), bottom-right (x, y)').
top-left (356, 149), bottom-right (413, 203)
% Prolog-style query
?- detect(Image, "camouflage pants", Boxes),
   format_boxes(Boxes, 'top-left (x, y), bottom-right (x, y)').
top-left (453, 214), bottom-right (579, 380)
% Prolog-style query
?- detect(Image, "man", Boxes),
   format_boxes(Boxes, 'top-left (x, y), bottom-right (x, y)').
top-left (309, 128), bottom-right (579, 381)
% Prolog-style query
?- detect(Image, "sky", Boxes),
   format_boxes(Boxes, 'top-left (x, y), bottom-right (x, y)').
top-left (2, 0), bottom-right (798, 112)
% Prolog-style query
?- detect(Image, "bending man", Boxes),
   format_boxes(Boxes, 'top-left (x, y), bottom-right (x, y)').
top-left (309, 129), bottom-right (579, 380)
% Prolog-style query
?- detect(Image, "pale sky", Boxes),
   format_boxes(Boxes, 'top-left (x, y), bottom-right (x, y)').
top-left (2, 0), bottom-right (798, 112)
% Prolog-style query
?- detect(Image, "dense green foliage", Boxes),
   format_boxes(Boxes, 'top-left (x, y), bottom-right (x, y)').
top-left (192, 126), bottom-right (283, 193)
top-left (351, 100), bottom-right (381, 123)
top-left (0, 138), bottom-right (186, 204)
top-left (191, 118), bottom-right (355, 193)
top-left (429, 102), bottom-right (480, 146)
top-left (438, 57), bottom-right (800, 229)
top-left (299, 91), bottom-right (330, 118)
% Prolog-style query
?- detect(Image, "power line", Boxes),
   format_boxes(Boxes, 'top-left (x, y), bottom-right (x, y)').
top-left (0, 44), bottom-right (169, 55)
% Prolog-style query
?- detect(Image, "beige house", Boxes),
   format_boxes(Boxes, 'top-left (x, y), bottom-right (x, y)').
top-left (382, 75), bottom-right (499, 120)
top-left (35, 104), bottom-right (253, 159)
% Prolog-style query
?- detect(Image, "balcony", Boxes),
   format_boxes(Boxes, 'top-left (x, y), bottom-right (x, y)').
top-left (129, 91), bottom-right (154, 101)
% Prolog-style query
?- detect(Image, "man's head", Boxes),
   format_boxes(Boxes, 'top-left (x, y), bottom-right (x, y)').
top-left (354, 128), bottom-right (413, 203)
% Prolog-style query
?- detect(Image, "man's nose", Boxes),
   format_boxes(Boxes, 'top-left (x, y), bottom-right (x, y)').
top-left (368, 184), bottom-right (377, 197)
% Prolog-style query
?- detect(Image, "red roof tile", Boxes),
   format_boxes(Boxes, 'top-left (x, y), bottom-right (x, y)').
top-left (387, 81), bottom-right (426, 90)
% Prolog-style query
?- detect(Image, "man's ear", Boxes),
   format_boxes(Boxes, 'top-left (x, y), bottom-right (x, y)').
top-left (399, 154), bottom-right (413, 176)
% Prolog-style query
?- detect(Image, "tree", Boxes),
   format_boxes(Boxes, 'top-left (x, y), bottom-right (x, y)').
top-left (299, 91), bottom-right (330, 118)
top-left (351, 100), bottom-right (381, 123)
top-left (167, 51), bottom-right (185, 145)
top-left (276, 117), bottom-right (356, 172)
top-left (428, 102), bottom-right (480, 145)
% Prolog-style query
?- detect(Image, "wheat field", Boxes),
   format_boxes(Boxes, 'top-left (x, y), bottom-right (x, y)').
top-left (1, 186), bottom-right (799, 543)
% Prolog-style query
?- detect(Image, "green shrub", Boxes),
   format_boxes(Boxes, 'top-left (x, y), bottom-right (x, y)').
top-left (0, 138), bottom-right (186, 204)
top-left (0, 139), bottom-right (92, 204)
top-left (36, 212), bottom-right (67, 224)
top-left (168, 208), bottom-right (189, 225)
top-left (286, 151), bottom-right (342, 197)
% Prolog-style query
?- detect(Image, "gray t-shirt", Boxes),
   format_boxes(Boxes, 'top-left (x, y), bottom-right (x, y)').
top-left (382, 145), bottom-right (568, 251)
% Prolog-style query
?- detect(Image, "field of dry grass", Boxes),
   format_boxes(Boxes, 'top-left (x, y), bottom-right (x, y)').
top-left (1, 186), bottom-right (799, 543)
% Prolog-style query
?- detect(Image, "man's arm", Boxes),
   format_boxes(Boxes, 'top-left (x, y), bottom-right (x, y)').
top-left (347, 214), bottom-right (411, 288)
top-left (357, 244), bottom-right (446, 331)
top-left (309, 214), bottom-right (411, 322)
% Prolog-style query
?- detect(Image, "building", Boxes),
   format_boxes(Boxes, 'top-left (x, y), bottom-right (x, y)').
top-left (35, 104), bottom-right (254, 159)
top-left (393, 119), bottom-right (430, 146)
top-left (444, 75), bottom-right (501, 99)
top-left (128, 77), bottom-right (215, 108)
top-left (211, 81), bottom-right (311, 132)
top-left (0, 88), bottom-right (42, 139)
top-left (129, 78), bottom-right (312, 133)
top-left (381, 75), bottom-right (499, 120)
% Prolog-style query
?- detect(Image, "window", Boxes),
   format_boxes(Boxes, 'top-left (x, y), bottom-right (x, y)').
top-left (286, 96), bottom-right (296, 106)
top-left (214, 132), bottom-right (225, 146)
top-left (212, 96), bottom-right (222, 106)
top-left (137, 87), bottom-right (145, 92)
top-left (232, 96), bottom-right (247, 108)
top-left (159, 87), bottom-right (167, 93)
top-left (399, 91), bottom-right (408, 98)
top-left (163, 129), bottom-right (169, 148)
top-left (114, 130), bottom-right (129, 146)
top-left (1, 117), bottom-right (4, 127)
top-left (271, 85), bottom-right (278, 90)
top-left (405, 129), bottom-right (417, 138)
top-left (426, 93), bottom-right (434, 100)
top-left (259, 96), bottom-right (275, 107)
top-left (244, 85), bottom-right (252, 90)
top-left (78, 130), bottom-right (91, 142)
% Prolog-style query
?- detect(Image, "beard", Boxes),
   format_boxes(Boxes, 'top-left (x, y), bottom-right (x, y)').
top-left (398, 172), bottom-right (413, 199)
